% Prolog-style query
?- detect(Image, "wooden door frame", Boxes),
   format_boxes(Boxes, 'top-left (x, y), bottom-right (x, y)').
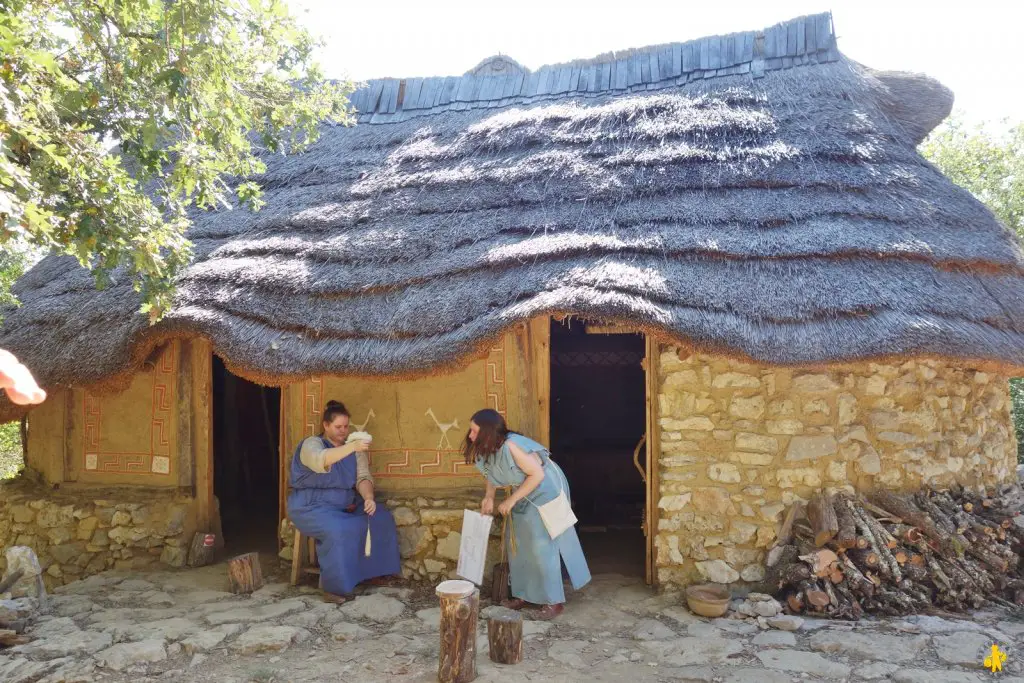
top-left (643, 336), bottom-right (660, 586)
top-left (541, 316), bottom-right (659, 585)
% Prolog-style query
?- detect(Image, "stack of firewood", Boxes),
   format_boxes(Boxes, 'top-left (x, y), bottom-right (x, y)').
top-left (764, 484), bottom-right (1024, 619)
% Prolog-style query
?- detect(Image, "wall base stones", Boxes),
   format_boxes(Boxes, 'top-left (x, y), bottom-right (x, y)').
top-left (654, 348), bottom-right (1018, 588)
top-left (0, 479), bottom-right (198, 591)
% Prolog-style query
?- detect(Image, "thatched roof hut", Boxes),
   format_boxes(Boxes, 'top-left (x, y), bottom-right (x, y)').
top-left (3, 12), bottom-right (1022, 406)
top-left (0, 13), bottom-right (1021, 589)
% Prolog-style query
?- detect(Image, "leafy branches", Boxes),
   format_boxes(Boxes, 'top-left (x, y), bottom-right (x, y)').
top-left (0, 0), bottom-right (354, 318)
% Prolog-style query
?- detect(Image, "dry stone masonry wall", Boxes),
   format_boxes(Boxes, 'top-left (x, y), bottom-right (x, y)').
top-left (654, 348), bottom-right (1017, 588)
top-left (279, 492), bottom-right (498, 582)
top-left (0, 482), bottom-right (197, 591)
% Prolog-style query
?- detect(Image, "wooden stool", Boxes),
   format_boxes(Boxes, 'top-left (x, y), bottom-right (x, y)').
top-left (289, 528), bottom-right (321, 587)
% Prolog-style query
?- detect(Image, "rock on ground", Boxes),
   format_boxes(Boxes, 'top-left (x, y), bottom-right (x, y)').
top-left (94, 639), bottom-right (167, 671)
top-left (231, 625), bottom-right (310, 654)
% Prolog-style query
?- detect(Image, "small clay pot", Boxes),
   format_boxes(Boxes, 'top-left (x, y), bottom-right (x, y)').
top-left (684, 583), bottom-right (731, 617)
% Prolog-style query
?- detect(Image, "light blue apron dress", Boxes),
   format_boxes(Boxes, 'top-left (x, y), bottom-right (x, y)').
top-left (477, 433), bottom-right (591, 605)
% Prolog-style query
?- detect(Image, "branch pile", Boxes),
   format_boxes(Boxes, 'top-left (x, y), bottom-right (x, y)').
top-left (763, 484), bottom-right (1024, 619)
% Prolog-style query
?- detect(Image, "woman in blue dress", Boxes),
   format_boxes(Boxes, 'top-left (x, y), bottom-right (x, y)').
top-left (464, 408), bottom-right (591, 620)
top-left (287, 400), bottom-right (401, 603)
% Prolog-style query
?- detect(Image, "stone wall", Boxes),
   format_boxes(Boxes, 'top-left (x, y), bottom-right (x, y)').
top-left (654, 348), bottom-right (1018, 587)
top-left (278, 491), bottom-right (500, 582)
top-left (0, 480), bottom-right (197, 590)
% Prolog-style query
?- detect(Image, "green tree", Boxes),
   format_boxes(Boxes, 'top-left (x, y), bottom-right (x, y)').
top-left (920, 115), bottom-right (1024, 463)
top-left (1, 0), bottom-right (353, 318)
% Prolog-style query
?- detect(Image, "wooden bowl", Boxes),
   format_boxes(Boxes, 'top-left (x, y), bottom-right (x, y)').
top-left (685, 584), bottom-right (731, 617)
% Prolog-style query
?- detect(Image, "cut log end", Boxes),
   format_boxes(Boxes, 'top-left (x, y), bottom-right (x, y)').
top-left (227, 552), bottom-right (264, 595)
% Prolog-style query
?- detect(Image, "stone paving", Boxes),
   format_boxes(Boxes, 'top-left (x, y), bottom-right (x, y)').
top-left (1, 566), bottom-right (1023, 683)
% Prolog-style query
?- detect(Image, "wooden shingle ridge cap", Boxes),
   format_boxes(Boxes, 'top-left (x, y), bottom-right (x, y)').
top-left (346, 12), bottom-right (837, 121)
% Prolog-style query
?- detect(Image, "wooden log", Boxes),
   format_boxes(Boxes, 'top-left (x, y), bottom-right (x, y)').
top-left (227, 552), bottom-right (264, 594)
top-left (802, 548), bottom-right (839, 577)
top-left (487, 607), bottom-right (523, 665)
top-left (804, 585), bottom-right (830, 610)
top-left (855, 506), bottom-right (902, 581)
top-left (776, 503), bottom-right (802, 547)
top-left (437, 579), bottom-right (479, 683)
top-left (490, 562), bottom-right (511, 605)
top-left (807, 493), bottom-right (839, 547)
top-left (780, 562), bottom-right (811, 586)
top-left (846, 547), bottom-right (880, 569)
top-left (865, 491), bottom-right (939, 543)
top-left (187, 532), bottom-right (221, 568)
top-left (855, 536), bottom-right (870, 550)
top-left (840, 558), bottom-right (875, 598)
top-left (834, 494), bottom-right (857, 549)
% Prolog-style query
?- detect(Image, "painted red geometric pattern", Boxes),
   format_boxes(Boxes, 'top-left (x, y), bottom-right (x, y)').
top-left (82, 348), bottom-right (176, 476)
top-left (301, 340), bottom-right (508, 479)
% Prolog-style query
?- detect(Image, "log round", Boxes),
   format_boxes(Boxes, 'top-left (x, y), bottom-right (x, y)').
top-left (227, 552), bottom-right (265, 594)
top-left (437, 580), bottom-right (479, 683)
top-left (487, 607), bottom-right (523, 665)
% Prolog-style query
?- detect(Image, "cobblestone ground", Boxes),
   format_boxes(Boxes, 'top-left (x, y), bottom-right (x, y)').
top-left (2, 565), bottom-right (1023, 683)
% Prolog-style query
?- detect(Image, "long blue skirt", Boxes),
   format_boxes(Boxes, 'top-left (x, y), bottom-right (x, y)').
top-left (288, 500), bottom-right (401, 595)
top-left (508, 501), bottom-right (591, 605)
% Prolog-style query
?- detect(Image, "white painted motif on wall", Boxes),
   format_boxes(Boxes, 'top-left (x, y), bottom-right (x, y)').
top-left (425, 409), bottom-right (460, 450)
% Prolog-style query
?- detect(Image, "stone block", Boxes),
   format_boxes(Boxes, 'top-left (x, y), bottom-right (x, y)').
top-left (785, 435), bottom-right (837, 461)
top-left (765, 419), bottom-right (803, 435)
top-left (712, 372), bottom-right (761, 389)
top-left (695, 559), bottom-right (739, 583)
top-left (729, 396), bottom-right (765, 420)
top-left (708, 464), bottom-right (741, 483)
top-left (735, 433), bottom-right (778, 453)
top-left (791, 373), bottom-right (838, 393)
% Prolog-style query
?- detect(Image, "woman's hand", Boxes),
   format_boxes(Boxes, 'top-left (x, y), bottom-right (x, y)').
top-left (0, 349), bottom-right (45, 405)
top-left (363, 498), bottom-right (377, 516)
top-left (480, 496), bottom-right (495, 516)
top-left (349, 440), bottom-right (370, 454)
top-left (497, 498), bottom-right (515, 517)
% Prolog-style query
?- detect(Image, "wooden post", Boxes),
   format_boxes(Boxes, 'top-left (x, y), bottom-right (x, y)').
top-left (227, 552), bottom-right (264, 594)
top-left (487, 607), bottom-right (523, 665)
top-left (437, 579), bottom-right (478, 683)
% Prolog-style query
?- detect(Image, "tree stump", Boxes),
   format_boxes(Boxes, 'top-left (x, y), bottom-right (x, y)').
top-left (437, 579), bottom-right (478, 683)
top-left (227, 552), bottom-right (264, 594)
top-left (187, 532), bottom-right (221, 568)
top-left (487, 607), bottom-right (522, 665)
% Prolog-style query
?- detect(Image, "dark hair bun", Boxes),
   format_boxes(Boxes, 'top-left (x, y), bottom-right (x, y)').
top-left (324, 400), bottom-right (347, 412)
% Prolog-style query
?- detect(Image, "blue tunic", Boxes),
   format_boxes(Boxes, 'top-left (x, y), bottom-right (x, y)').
top-left (286, 436), bottom-right (401, 595)
top-left (476, 433), bottom-right (591, 605)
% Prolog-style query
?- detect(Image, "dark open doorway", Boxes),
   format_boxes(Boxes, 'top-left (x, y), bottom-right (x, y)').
top-left (212, 356), bottom-right (281, 555)
top-left (550, 318), bottom-right (646, 576)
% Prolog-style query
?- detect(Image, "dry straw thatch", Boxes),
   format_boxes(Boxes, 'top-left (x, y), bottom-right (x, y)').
top-left (1, 13), bottom-right (1022, 416)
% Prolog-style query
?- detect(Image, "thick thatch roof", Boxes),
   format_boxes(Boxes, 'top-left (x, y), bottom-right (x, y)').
top-left (2, 12), bottom-right (1023, 412)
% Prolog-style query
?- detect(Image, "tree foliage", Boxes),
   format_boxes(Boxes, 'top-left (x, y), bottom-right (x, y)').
top-left (920, 115), bottom-right (1024, 462)
top-left (920, 116), bottom-right (1024, 240)
top-left (0, 0), bottom-right (353, 318)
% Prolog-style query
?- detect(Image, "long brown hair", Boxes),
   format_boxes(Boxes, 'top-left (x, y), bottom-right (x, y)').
top-left (462, 408), bottom-right (514, 464)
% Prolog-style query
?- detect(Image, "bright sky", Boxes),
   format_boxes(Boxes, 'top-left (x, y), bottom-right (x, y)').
top-left (291, 0), bottom-right (1022, 127)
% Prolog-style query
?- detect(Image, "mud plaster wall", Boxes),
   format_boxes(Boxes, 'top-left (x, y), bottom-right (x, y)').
top-left (26, 342), bottom-right (185, 488)
top-left (653, 348), bottom-right (1019, 587)
top-left (280, 333), bottom-right (527, 495)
